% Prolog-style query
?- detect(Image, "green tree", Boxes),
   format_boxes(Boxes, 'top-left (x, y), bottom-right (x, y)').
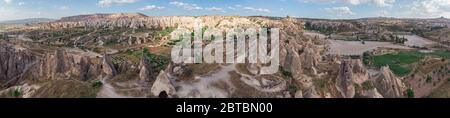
top-left (426, 75), bottom-right (433, 83)
top-left (407, 88), bottom-right (415, 98)
top-left (92, 81), bottom-right (103, 88)
top-left (10, 88), bottom-right (21, 98)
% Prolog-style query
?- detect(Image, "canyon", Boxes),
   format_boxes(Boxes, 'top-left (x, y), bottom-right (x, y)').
top-left (0, 13), bottom-right (449, 98)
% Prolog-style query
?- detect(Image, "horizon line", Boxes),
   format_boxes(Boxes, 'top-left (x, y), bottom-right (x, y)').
top-left (1, 13), bottom-right (448, 22)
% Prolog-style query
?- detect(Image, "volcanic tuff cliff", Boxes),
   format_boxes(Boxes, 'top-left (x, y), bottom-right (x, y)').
top-left (34, 13), bottom-right (289, 31)
top-left (374, 66), bottom-right (406, 98)
top-left (0, 13), bottom-right (410, 98)
top-left (0, 43), bottom-right (136, 86)
top-left (335, 59), bottom-right (406, 98)
top-left (0, 44), bottom-right (36, 86)
top-left (304, 20), bottom-right (359, 33)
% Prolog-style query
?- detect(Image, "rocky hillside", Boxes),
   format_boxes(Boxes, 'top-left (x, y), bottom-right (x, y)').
top-left (33, 13), bottom-right (290, 30)
top-left (0, 13), bottom-right (415, 98)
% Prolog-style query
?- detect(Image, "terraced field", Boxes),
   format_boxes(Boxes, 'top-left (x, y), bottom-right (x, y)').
top-left (365, 51), bottom-right (450, 76)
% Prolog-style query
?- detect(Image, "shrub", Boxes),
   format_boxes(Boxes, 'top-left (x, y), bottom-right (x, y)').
top-left (10, 88), bottom-right (21, 98)
top-left (407, 88), bottom-right (415, 98)
top-left (142, 48), bottom-right (169, 71)
top-left (313, 79), bottom-right (328, 89)
top-left (157, 28), bottom-right (175, 36)
top-left (362, 81), bottom-right (374, 90)
top-left (426, 75), bottom-right (432, 83)
top-left (92, 81), bottom-right (103, 88)
top-left (280, 67), bottom-right (293, 78)
top-left (288, 85), bottom-right (298, 94)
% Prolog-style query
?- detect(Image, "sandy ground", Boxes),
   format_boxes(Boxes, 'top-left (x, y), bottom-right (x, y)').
top-left (174, 64), bottom-right (236, 98)
top-left (320, 33), bottom-right (439, 55)
top-left (0, 84), bottom-right (41, 98)
top-left (172, 41), bottom-right (286, 98)
top-left (304, 31), bottom-right (327, 39)
top-left (406, 61), bottom-right (450, 98)
top-left (96, 76), bottom-right (129, 98)
top-left (172, 63), bottom-right (286, 98)
top-left (326, 40), bottom-right (410, 55)
top-left (17, 35), bottom-right (33, 42)
top-left (407, 74), bottom-right (450, 98)
top-left (96, 76), bottom-right (147, 98)
top-left (400, 35), bottom-right (437, 47)
top-left (66, 48), bottom-right (102, 58)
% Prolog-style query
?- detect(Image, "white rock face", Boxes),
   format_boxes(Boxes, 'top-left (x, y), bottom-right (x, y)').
top-left (138, 55), bottom-right (152, 81)
top-left (294, 90), bottom-right (303, 98)
top-left (102, 54), bottom-right (117, 76)
top-left (35, 14), bottom-right (268, 31)
top-left (0, 44), bottom-right (36, 83)
top-left (374, 66), bottom-right (406, 98)
top-left (335, 59), bottom-right (371, 98)
top-left (360, 88), bottom-right (384, 98)
top-left (151, 70), bottom-right (176, 98)
top-left (304, 86), bottom-right (321, 98)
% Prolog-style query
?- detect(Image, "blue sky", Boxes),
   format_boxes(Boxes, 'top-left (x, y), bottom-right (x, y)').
top-left (0, 0), bottom-right (449, 21)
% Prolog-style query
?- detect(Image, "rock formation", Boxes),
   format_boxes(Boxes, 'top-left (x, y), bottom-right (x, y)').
top-left (35, 14), bottom-right (268, 31)
top-left (38, 49), bottom-right (102, 81)
top-left (360, 88), bottom-right (384, 98)
top-left (76, 56), bottom-right (91, 81)
top-left (335, 59), bottom-right (370, 98)
top-left (336, 60), bottom-right (356, 98)
top-left (303, 86), bottom-right (321, 98)
top-left (294, 90), bottom-right (303, 98)
top-left (138, 55), bottom-right (152, 81)
top-left (0, 44), bottom-right (36, 86)
top-left (102, 54), bottom-right (117, 76)
top-left (0, 43), bottom-right (105, 88)
top-left (151, 65), bottom-right (176, 98)
top-left (374, 66), bottom-right (405, 98)
top-left (304, 20), bottom-right (358, 33)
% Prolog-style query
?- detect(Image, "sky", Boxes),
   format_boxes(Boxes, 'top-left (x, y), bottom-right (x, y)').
top-left (0, 0), bottom-right (450, 21)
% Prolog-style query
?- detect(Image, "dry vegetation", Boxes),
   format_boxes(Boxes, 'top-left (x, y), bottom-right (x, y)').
top-left (32, 79), bottom-right (101, 98)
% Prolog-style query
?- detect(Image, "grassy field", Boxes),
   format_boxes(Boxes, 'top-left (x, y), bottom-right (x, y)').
top-left (117, 48), bottom-right (169, 71)
top-left (366, 51), bottom-right (450, 76)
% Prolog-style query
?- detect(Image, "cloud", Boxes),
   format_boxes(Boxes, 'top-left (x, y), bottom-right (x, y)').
top-left (228, 4), bottom-right (243, 10)
top-left (243, 7), bottom-right (271, 13)
top-left (98, 0), bottom-right (139, 7)
top-left (59, 6), bottom-right (69, 10)
top-left (169, 1), bottom-right (225, 12)
top-left (408, 0), bottom-right (450, 18)
top-left (138, 5), bottom-right (165, 11)
top-left (0, 7), bottom-right (48, 21)
top-left (343, 0), bottom-right (361, 5)
top-left (4, 0), bottom-right (12, 4)
top-left (18, 2), bottom-right (24, 6)
top-left (206, 7), bottom-right (225, 12)
top-left (301, 0), bottom-right (395, 7)
top-left (324, 7), bottom-right (355, 15)
top-left (169, 1), bottom-right (203, 10)
top-left (372, 0), bottom-right (395, 7)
